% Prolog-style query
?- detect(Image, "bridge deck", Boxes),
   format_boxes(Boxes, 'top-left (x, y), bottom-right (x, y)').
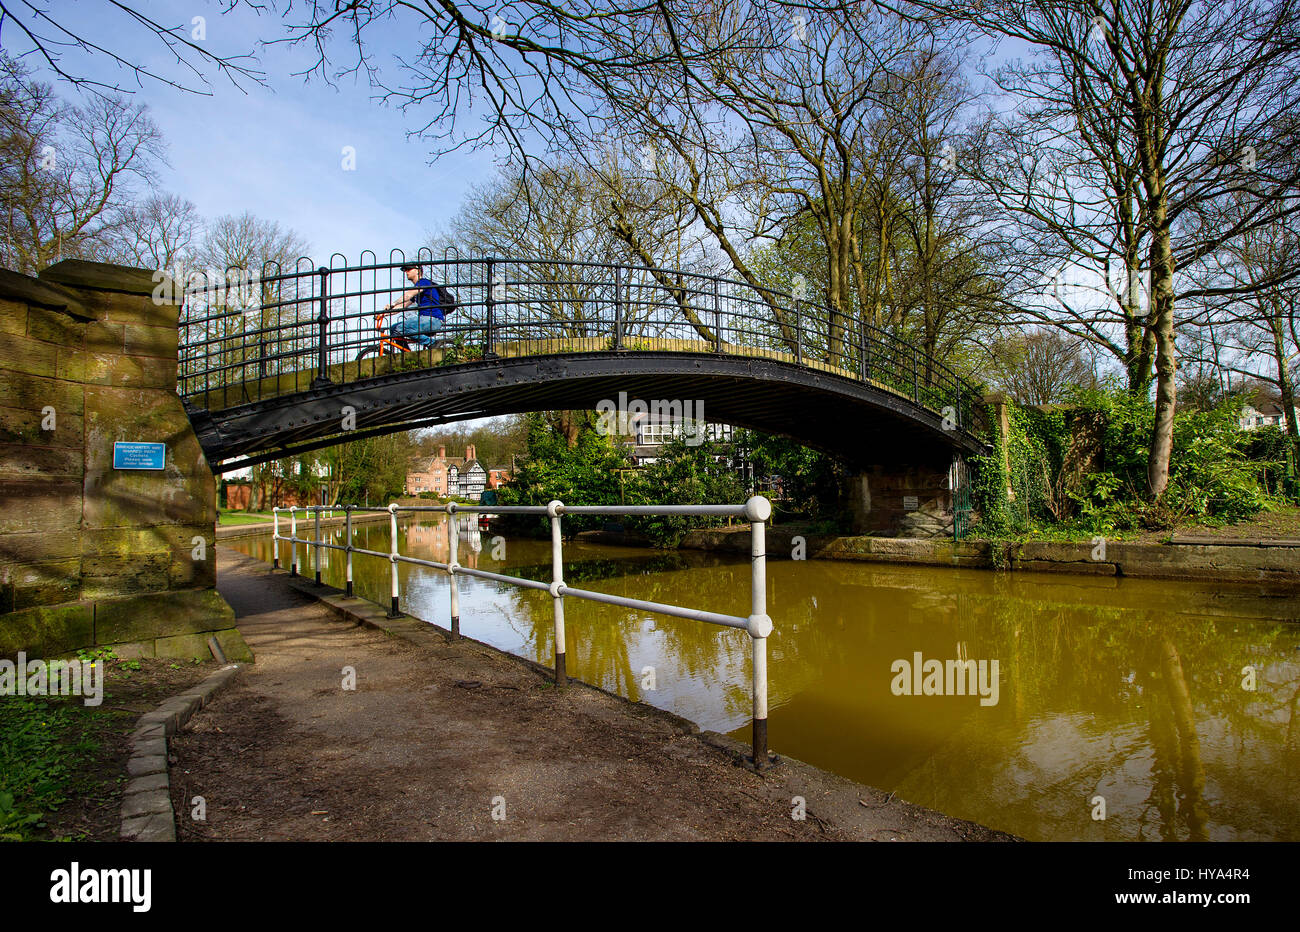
top-left (184, 336), bottom-right (938, 416)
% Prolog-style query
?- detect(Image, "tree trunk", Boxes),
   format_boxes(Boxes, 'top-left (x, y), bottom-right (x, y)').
top-left (1272, 310), bottom-right (1300, 483)
top-left (1145, 184), bottom-right (1177, 499)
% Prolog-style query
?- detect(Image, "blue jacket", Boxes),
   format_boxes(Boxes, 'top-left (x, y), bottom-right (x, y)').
top-left (412, 278), bottom-right (445, 320)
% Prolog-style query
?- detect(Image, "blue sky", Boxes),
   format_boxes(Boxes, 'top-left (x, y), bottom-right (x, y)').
top-left (3, 0), bottom-right (505, 261)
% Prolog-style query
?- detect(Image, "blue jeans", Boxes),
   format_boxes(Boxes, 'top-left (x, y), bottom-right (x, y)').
top-left (390, 312), bottom-right (444, 346)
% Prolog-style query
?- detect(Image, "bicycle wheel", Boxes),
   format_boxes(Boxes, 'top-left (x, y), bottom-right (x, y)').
top-left (356, 345), bottom-right (382, 361)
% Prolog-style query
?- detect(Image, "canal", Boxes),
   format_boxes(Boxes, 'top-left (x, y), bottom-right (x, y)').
top-left (231, 515), bottom-right (1300, 842)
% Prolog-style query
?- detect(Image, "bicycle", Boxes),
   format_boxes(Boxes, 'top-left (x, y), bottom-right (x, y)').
top-left (355, 310), bottom-right (453, 361)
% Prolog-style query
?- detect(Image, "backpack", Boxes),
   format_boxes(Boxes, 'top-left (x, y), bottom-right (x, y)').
top-left (437, 286), bottom-right (459, 315)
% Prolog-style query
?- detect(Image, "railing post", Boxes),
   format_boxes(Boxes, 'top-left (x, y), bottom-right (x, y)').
top-left (613, 266), bottom-right (623, 350)
top-left (387, 502), bottom-right (402, 618)
top-left (548, 499), bottom-right (567, 687)
top-left (344, 505), bottom-right (354, 597)
top-left (289, 507), bottom-right (298, 576)
top-left (794, 299), bottom-right (802, 365)
top-left (745, 495), bottom-right (773, 770)
top-left (446, 503), bottom-right (460, 640)
top-left (484, 259), bottom-right (498, 359)
top-left (312, 266), bottom-right (332, 387)
top-left (713, 280), bottom-right (722, 353)
top-left (313, 505), bottom-right (322, 584)
top-left (859, 318), bottom-right (869, 382)
top-left (272, 507), bottom-right (280, 570)
top-left (913, 351), bottom-right (920, 402)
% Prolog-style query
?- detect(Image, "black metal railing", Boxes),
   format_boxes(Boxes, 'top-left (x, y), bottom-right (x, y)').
top-left (176, 250), bottom-right (985, 435)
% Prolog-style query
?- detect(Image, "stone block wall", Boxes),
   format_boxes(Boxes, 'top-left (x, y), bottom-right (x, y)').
top-left (0, 259), bottom-right (249, 660)
top-left (846, 458), bottom-right (956, 538)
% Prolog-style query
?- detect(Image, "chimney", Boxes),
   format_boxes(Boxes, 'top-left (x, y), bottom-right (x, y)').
top-left (438, 445), bottom-right (446, 459)
top-left (466, 443), bottom-right (476, 462)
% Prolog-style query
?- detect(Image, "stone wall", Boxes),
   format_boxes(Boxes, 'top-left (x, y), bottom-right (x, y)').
top-left (679, 525), bottom-right (1300, 585)
top-left (0, 259), bottom-right (249, 660)
top-left (846, 457), bottom-right (955, 538)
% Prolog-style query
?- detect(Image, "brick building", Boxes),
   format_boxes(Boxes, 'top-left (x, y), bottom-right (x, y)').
top-left (406, 444), bottom-right (510, 499)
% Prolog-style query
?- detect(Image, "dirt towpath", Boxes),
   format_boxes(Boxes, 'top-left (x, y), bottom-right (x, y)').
top-left (169, 548), bottom-right (1015, 842)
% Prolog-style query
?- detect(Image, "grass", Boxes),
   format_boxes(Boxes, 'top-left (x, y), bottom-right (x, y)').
top-left (0, 689), bottom-right (100, 841)
top-left (0, 649), bottom-right (217, 841)
top-left (965, 501), bottom-right (1300, 546)
top-left (217, 509), bottom-right (277, 525)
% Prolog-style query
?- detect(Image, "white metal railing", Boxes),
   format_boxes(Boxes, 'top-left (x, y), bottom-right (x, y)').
top-left (271, 498), bottom-right (775, 768)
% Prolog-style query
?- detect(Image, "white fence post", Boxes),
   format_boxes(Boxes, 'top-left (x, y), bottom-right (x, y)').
top-left (549, 500), bottom-right (567, 686)
top-left (746, 495), bottom-right (773, 769)
top-left (387, 502), bottom-right (401, 617)
top-left (345, 505), bottom-right (354, 597)
top-left (314, 505), bottom-right (322, 585)
top-left (447, 503), bottom-right (460, 639)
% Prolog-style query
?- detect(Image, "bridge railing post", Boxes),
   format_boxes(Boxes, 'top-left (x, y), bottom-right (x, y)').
top-left (794, 299), bottom-right (802, 365)
top-left (713, 280), bottom-right (722, 353)
top-left (289, 507), bottom-right (298, 576)
top-left (484, 259), bottom-right (498, 359)
top-left (859, 318), bottom-right (868, 382)
top-left (312, 266), bottom-right (332, 388)
top-left (613, 266), bottom-right (623, 350)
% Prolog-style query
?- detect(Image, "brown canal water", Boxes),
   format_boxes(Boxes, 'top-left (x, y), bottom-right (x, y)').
top-left (231, 515), bottom-right (1300, 842)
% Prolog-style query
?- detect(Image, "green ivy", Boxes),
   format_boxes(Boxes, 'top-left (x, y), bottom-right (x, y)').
top-left (970, 385), bottom-right (1278, 538)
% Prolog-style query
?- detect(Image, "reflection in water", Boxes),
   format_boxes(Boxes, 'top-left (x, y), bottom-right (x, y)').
top-left (235, 516), bottom-right (1300, 842)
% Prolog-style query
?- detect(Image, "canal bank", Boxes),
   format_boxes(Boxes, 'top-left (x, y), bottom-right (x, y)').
top-left (191, 546), bottom-right (1016, 841)
top-left (660, 526), bottom-right (1300, 586)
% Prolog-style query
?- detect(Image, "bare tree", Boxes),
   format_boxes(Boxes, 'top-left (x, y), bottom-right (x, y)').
top-left (0, 0), bottom-right (264, 94)
top-left (0, 53), bottom-right (165, 273)
top-left (185, 211), bottom-right (310, 508)
top-left (887, 44), bottom-right (1000, 372)
top-left (962, 55), bottom-right (1154, 394)
top-left (193, 211), bottom-right (309, 285)
top-left (1191, 209), bottom-right (1300, 452)
top-left (433, 160), bottom-right (679, 339)
top-left (985, 327), bottom-right (1098, 406)
top-left (902, 0), bottom-right (1300, 497)
top-left (103, 192), bottom-right (201, 270)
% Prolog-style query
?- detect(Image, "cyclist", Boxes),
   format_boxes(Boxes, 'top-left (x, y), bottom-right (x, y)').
top-left (383, 263), bottom-right (446, 347)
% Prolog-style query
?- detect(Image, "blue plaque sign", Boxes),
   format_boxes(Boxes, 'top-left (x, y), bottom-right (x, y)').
top-left (113, 441), bottom-right (166, 470)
